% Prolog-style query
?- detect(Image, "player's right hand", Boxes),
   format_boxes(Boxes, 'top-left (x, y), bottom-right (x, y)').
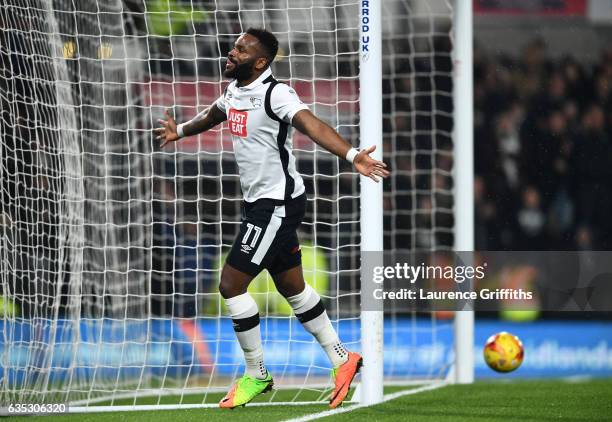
top-left (154, 109), bottom-right (179, 148)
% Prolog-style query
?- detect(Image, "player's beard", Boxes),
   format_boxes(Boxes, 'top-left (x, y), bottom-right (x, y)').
top-left (224, 58), bottom-right (256, 81)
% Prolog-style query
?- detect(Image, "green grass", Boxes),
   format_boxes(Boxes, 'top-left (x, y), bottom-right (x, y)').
top-left (326, 380), bottom-right (612, 422)
top-left (4, 380), bottom-right (612, 422)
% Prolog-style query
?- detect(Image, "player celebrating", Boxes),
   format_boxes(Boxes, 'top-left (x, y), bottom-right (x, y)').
top-left (155, 28), bottom-right (389, 409)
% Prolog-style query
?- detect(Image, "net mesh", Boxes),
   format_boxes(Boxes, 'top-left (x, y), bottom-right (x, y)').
top-left (0, 0), bottom-right (455, 407)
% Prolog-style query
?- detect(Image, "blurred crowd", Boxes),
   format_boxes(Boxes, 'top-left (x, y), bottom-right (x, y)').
top-left (474, 39), bottom-right (612, 251)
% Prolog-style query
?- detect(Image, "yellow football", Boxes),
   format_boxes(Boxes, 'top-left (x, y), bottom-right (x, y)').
top-left (483, 331), bottom-right (524, 373)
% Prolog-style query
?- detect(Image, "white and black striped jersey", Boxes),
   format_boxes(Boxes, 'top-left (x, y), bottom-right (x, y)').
top-left (214, 68), bottom-right (308, 203)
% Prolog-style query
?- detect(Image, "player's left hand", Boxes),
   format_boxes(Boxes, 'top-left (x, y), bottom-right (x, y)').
top-left (354, 145), bottom-right (390, 182)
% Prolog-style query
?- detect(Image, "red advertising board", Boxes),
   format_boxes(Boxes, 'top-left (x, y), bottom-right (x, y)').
top-left (474, 0), bottom-right (587, 16)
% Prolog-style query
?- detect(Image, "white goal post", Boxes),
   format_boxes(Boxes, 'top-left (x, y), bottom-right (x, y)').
top-left (0, 0), bottom-right (473, 411)
top-left (359, 0), bottom-right (384, 406)
top-left (452, 0), bottom-right (475, 386)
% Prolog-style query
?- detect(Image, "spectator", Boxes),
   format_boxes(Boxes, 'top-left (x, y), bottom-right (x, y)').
top-left (516, 186), bottom-right (546, 249)
top-left (474, 40), bottom-right (612, 251)
top-left (572, 104), bottom-right (612, 249)
top-left (474, 176), bottom-right (500, 249)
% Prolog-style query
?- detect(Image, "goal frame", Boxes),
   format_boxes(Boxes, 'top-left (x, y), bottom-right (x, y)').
top-left (0, 0), bottom-right (474, 413)
top-left (359, 0), bottom-right (474, 406)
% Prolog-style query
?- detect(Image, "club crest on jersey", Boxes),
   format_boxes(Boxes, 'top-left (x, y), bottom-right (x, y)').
top-left (249, 97), bottom-right (262, 108)
top-left (228, 108), bottom-right (248, 137)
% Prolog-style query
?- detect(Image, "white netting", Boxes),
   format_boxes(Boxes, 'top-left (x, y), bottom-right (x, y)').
top-left (382, 0), bottom-right (456, 383)
top-left (0, 0), bottom-right (455, 408)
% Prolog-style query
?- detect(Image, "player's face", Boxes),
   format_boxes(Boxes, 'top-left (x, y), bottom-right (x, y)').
top-left (224, 34), bottom-right (266, 81)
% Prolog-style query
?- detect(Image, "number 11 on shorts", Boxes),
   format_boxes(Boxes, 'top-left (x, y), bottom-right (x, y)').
top-left (242, 223), bottom-right (262, 248)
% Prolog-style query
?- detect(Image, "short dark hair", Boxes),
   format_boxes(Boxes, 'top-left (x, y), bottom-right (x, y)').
top-left (246, 27), bottom-right (279, 65)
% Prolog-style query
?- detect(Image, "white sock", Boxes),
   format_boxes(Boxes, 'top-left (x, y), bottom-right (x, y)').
top-left (286, 284), bottom-right (349, 367)
top-left (225, 293), bottom-right (268, 379)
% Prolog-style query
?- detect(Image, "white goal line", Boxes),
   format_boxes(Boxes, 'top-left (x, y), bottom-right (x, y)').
top-left (282, 382), bottom-right (449, 422)
top-left (69, 379), bottom-right (437, 408)
top-left (70, 400), bottom-right (326, 413)
top-left (66, 380), bottom-right (446, 413)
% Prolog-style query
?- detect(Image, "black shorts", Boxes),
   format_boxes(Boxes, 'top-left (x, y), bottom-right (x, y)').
top-left (226, 193), bottom-right (307, 277)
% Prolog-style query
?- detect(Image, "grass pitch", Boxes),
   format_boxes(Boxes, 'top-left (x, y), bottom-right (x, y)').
top-left (4, 379), bottom-right (611, 421)
top-left (328, 379), bottom-right (612, 422)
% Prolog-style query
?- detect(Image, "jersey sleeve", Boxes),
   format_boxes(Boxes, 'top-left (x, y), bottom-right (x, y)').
top-left (270, 83), bottom-right (309, 124)
top-left (214, 91), bottom-right (227, 114)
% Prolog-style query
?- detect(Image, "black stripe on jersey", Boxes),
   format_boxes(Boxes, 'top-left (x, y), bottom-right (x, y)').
top-left (264, 78), bottom-right (294, 201)
top-left (263, 76), bottom-right (282, 123)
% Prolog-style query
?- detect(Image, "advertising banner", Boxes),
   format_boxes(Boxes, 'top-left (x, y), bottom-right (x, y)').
top-left (2, 318), bottom-right (610, 385)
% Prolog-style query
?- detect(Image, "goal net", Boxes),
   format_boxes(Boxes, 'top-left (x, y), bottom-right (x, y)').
top-left (0, 0), bottom-right (458, 409)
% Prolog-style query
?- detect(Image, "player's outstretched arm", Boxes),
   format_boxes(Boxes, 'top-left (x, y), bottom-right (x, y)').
top-left (291, 109), bottom-right (390, 182)
top-left (154, 106), bottom-right (227, 148)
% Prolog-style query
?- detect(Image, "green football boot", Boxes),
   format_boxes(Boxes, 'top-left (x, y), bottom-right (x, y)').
top-left (219, 372), bottom-right (274, 409)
